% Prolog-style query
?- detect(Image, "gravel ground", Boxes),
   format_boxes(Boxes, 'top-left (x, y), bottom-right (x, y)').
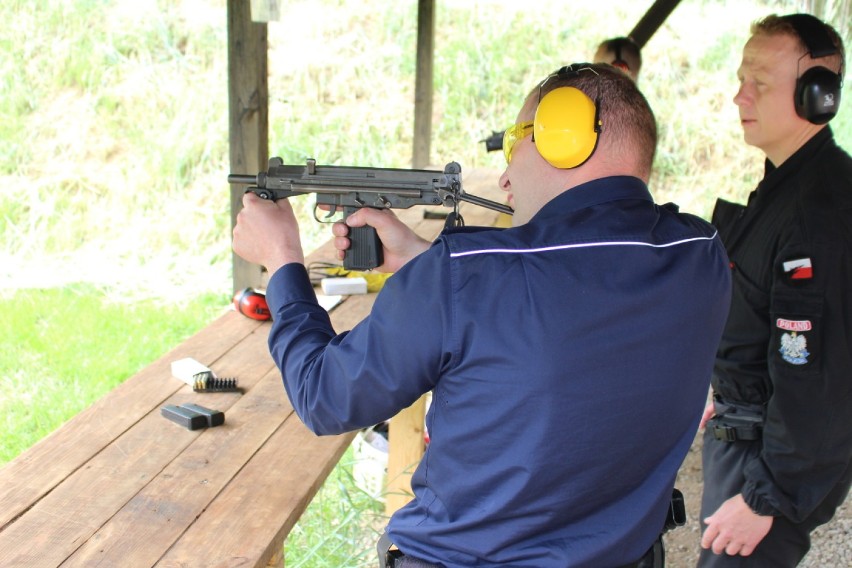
top-left (664, 431), bottom-right (851, 567)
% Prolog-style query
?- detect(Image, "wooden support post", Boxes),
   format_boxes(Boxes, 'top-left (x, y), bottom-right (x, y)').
top-left (267, 547), bottom-right (284, 567)
top-left (412, 0), bottom-right (435, 168)
top-left (228, 0), bottom-right (269, 293)
top-left (385, 395), bottom-right (427, 516)
top-left (628, 0), bottom-right (682, 48)
top-left (250, 0), bottom-right (281, 22)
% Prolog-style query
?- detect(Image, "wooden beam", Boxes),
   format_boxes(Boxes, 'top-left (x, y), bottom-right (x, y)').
top-left (250, 0), bottom-right (281, 22)
top-left (228, 0), bottom-right (269, 293)
top-left (628, 0), bottom-right (682, 48)
top-left (412, 0), bottom-right (435, 168)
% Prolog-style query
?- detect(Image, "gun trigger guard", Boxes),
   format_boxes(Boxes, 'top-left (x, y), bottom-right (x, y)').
top-left (312, 205), bottom-right (322, 223)
top-left (313, 203), bottom-right (340, 223)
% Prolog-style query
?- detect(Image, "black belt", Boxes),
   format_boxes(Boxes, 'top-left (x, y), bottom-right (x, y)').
top-left (378, 533), bottom-right (662, 568)
top-left (379, 532), bottom-right (442, 568)
top-left (712, 422), bottom-right (762, 441)
top-left (710, 396), bottom-right (765, 442)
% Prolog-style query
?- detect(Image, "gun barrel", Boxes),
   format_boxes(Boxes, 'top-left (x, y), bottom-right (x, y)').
top-left (228, 174), bottom-right (257, 185)
top-left (458, 193), bottom-right (514, 215)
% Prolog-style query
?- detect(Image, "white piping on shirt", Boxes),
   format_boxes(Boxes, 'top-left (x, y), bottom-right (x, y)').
top-left (448, 232), bottom-right (719, 258)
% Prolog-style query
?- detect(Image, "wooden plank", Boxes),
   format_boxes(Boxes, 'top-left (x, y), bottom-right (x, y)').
top-left (385, 396), bottom-right (427, 516)
top-left (60, 370), bottom-right (291, 567)
top-left (250, 0), bottom-right (281, 22)
top-left (0, 311), bottom-right (263, 530)
top-left (1, 264), bottom-right (390, 564)
top-left (0, 314), bottom-right (274, 566)
top-left (228, 0), bottom-right (269, 292)
top-left (149, 256), bottom-right (398, 565)
top-left (0, 403), bottom-right (205, 566)
top-left (59, 245), bottom-right (411, 564)
top-left (155, 411), bottom-right (355, 567)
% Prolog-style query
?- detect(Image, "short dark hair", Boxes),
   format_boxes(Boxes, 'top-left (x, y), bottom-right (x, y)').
top-left (535, 63), bottom-right (657, 176)
top-left (752, 14), bottom-right (845, 78)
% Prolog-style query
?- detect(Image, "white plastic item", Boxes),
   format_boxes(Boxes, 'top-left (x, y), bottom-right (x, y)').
top-left (320, 277), bottom-right (368, 295)
top-left (170, 357), bottom-right (213, 386)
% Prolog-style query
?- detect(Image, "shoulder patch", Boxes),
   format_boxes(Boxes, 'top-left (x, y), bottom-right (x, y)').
top-left (777, 319), bottom-right (812, 365)
top-left (782, 257), bottom-right (813, 280)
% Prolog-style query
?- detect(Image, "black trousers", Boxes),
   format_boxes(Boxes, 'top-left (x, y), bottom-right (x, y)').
top-left (698, 428), bottom-right (852, 567)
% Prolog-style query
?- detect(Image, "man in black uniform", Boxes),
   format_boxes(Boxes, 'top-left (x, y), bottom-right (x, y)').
top-left (698, 13), bottom-right (852, 567)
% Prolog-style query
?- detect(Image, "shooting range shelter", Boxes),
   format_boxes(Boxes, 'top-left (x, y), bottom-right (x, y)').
top-left (227, 0), bottom-right (688, 292)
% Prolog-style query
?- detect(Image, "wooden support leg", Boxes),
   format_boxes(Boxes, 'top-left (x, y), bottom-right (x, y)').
top-left (384, 395), bottom-right (427, 517)
top-left (268, 544), bottom-right (284, 567)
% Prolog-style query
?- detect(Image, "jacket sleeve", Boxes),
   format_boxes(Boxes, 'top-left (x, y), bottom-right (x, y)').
top-left (741, 224), bottom-right (852, 521)
top-left (264, 247), bottom-right (452, 436)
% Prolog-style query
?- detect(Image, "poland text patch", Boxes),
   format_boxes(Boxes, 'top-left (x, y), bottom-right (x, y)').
top-left (777, 319), bottom-right (812, 365)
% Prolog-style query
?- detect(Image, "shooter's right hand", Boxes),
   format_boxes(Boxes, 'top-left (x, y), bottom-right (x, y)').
top-left (332, 208), bottom-right (431, 273)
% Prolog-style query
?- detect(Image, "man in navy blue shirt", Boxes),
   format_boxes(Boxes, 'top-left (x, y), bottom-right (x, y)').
top-left (233, 63), bottom-right (731, 567)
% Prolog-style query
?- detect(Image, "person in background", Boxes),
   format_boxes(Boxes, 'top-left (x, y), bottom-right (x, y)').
top-left (233, 63), bottom-right (731, 567)
top-left (698, 13), bottom-right (852, 567)
top-left (481, 36), bottom-right (642, 154)
top-left (593, 36), bottom-right (642, 81)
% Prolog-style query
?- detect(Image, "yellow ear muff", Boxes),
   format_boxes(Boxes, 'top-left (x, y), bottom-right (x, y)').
top-left (533, 87), bottom-right (600, 169)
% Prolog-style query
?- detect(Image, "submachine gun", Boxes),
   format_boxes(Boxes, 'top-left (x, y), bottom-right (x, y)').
top-left (229, 158), bottom-right (513, 271)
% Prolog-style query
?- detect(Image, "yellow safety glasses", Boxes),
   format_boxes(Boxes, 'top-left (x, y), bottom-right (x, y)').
top-left (502, 121), bottom-right (534, 164)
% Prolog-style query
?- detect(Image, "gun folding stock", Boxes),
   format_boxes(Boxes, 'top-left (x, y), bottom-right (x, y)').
top-left (229, 158), bottom-right (513, 271)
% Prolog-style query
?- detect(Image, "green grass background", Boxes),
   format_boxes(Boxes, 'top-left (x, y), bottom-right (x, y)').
top-left (1, 0), bottom-right (849, 565)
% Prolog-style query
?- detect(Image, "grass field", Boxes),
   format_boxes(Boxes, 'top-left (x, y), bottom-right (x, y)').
top-left (2, 0), bottom-right (849, 564)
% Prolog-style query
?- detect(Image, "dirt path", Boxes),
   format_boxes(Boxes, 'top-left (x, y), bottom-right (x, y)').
top-left (663, 431), bottom-right (851, 567)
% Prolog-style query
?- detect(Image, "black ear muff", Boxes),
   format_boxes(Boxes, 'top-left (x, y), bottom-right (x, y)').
top-left (784, 13), bottom-right (843, 124)
top-left (611, 39), bottom-right (630, 73)
top-left (795, 66), bottom-right (842, 124)
top-left (533, 66), bottom-right (602, 169)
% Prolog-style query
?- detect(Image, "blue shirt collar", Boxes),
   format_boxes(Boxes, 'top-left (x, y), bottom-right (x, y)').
top-left (530, 176), bottom-right (653, 223)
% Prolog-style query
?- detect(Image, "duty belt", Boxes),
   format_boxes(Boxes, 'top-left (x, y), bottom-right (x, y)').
top-left (710, 396), bottom-right (765, 442)
top-left (711, 420), bottom-right (762, 441)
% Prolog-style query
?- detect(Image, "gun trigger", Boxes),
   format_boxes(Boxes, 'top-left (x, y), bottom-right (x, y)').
top-left (314, 203), bottom-right (340, 223)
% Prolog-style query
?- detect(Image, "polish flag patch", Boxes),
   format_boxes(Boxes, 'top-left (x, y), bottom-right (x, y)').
top-left (783, 258), bottom-right (813, 280)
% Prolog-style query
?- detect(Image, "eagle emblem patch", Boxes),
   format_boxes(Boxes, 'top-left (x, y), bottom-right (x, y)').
top-left (777, 319), bottom-right (812, 365)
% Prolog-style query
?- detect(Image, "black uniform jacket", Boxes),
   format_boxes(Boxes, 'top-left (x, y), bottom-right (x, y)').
top-left (711, 127), bottom-right (852, 522)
